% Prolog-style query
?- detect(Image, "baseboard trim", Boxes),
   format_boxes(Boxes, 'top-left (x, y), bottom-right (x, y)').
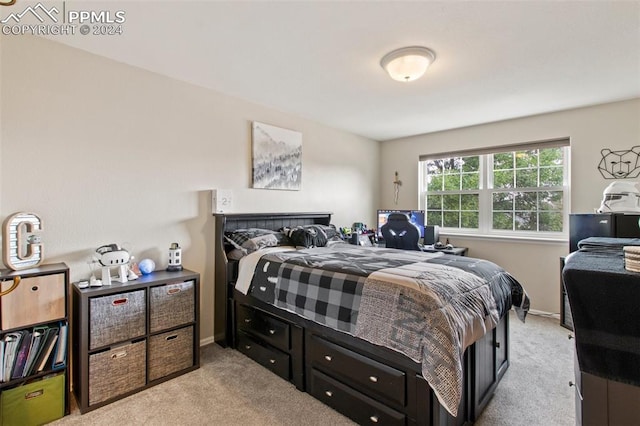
top-left (200, 336), bottom-right (215, 347)
top-left (528, 309), bottom-right (560, 320)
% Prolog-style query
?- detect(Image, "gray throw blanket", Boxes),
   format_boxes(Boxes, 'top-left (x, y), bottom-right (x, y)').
top-left (355, 262), bottom-right (498, 417)
top-left (577, 236), bottom-right (640, 253)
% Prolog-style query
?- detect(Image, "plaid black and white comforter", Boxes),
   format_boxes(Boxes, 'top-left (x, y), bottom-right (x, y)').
top-left (238, 244), bottom-right (529, 417)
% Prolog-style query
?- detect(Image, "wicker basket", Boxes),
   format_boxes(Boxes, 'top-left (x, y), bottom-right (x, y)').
top-left (149, 281), bottom-right (194, 332)
top-left (148, 326), bottom-right (194, 381)
top-left (89, 340), bottom-right (146, 406)
top-left (89, 290), bottom-right (146, 350)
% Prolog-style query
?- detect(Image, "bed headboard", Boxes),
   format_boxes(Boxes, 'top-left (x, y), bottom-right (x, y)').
top-left (213, 212), bottom-right (332, 345)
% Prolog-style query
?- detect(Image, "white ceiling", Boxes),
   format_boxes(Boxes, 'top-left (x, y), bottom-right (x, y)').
top-left (46, 1), bottom-right (640, 141)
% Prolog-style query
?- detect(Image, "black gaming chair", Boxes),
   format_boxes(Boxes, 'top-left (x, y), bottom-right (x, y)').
top-left (380, 213), bottom-right (421, 251)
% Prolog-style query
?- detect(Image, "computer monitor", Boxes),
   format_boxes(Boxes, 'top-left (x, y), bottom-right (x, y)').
top-left (376, 209), bottom-right (425, 238)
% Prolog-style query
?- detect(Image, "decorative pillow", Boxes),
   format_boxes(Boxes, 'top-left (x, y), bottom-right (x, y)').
top-left (226, 249), bottom-right (246, 260)
top-left (281, 224), bottom-right (341, 248)
top-left (326, 235), bottom-right (348, 247)
top-left (224, 228), bottom-right (287, 256)
top-left (313, 224), bottom-right (341, 240)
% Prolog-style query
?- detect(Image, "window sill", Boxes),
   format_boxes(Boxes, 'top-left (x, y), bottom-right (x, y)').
top-left (438, 230), bottom-right (568, 245)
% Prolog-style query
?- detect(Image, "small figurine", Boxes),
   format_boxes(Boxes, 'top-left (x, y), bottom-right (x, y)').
top-left (167, 242), bottom-right (183, 272)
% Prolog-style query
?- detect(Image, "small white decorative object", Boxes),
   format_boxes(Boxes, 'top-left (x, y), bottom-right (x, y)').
top-left (167, 242), bottom-right (183, 272)
top-left (2, 212), bottom-right (44, 270)
top-left (212, 189), bottom-right (233, 213)
top-left (597, 181), bottom-right (640, 213)
top-left (95, 244), bottom-right (131, 286)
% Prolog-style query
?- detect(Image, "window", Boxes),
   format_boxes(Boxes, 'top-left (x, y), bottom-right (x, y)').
top-left (419, 139), bottom-right (569, 237)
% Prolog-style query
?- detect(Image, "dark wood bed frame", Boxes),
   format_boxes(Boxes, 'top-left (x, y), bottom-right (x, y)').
top-left (214, 212), bottom-right (509, 426)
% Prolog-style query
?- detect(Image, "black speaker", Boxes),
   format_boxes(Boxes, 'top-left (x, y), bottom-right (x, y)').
top-left (424, 225), bottom-right (440, 245)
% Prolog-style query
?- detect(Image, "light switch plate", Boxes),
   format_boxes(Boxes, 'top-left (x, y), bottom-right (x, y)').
top-left (212, 189), bottom-right (233, 213)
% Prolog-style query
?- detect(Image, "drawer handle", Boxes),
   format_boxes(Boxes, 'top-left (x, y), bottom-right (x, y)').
top-left (112, 298), bottom-right (128, 306)
top-left (245, 345), bottom-right (251, 350)
top-left (369, 376), bottom-right (378, 383)
top-left (167, 288), bottom-right (181, 295)
top-left (324, 355), bottom-right (332, 362)
top-left (568, 334), bottom-right (574, 340)
top-left (370, 415), bottom-right (379, 423)
top-left (494, 341), bottom-right (501, 348)
top-left (31, 285), bottom-right (39, 292)
top-left (111, 351), bottom-right (127, 359)
top-left (269, 359), bottom-right (276, 364)
top-left (569, 381), bottom-right (583, 401)
top-left (166, 334), bottom-right (178, 341)
top-left (244, 318), bottom-right (252, 323)
top-left (0, 276), bottom-right (21, 297)
top-left (325, 390), bottom-right (333, 397)
top-left (268, 329), bottom-right (276, 335)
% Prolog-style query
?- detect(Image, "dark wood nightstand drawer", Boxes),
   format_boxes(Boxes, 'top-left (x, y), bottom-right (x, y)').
top-left (307, 334), bottom-right (406, 408)
top-left (309, 368), bottom-right (405, 426)
top-left (236, 331), bottom-right (290, 380)
top-left (236, 304), bottom-right (290, 351)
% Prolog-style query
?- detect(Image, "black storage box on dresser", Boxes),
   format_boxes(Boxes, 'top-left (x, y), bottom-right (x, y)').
top-left (72, 269), bottom-right (200, 413)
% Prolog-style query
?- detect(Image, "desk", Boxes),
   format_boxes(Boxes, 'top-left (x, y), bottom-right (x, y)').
top-left (421, 246), bottom-right (468, 256)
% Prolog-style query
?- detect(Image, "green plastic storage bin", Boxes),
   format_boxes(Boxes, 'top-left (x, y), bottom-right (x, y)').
top-left (1, 373), bottom-right (65, 426)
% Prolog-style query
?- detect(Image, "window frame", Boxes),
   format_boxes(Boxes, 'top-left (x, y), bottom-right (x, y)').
top-left (419, 139), bottom-right (570, 240)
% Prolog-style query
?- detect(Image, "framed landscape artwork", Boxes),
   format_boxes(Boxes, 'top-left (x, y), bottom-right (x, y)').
top-left (252, 121), bottom-right (302, 190)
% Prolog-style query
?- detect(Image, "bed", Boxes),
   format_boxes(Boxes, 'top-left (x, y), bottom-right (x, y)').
top-left (214, 212), bottom-right (529, 426)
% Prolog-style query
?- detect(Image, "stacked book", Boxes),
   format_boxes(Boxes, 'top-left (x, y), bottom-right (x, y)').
top-left (624, 246), bottom-right (640, 273)
top-left (0, 323), bottom-right (67, 383)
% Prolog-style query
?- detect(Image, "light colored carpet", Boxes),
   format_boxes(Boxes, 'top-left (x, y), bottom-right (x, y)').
top-left (52, 312), bottom-right (574, 425)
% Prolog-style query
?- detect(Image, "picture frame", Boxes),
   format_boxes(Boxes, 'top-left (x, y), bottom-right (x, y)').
top-left (252, 121), bottom-right (302, 190)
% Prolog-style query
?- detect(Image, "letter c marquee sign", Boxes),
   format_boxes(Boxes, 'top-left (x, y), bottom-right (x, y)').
top-left (2, 212), bottom-right (44, 270)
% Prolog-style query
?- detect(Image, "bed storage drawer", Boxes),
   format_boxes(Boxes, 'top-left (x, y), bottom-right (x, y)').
top-left (236, 304), bottom-right (290, 351)
top-left (236, 331), bottom-right (290, 380)
top-left (149, 281), bottom-right (195, 332)
top-left (307, 334), bottom-right (406, 408)
top-left (148, 325), bottom-right (194, 382)
top-left (309, 368), bottom-right (406, 426)
top-left (89, 290), bottom-right (146, 350)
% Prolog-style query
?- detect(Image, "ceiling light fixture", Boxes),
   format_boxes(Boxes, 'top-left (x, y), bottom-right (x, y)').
top-left (380, 46), bottom-right (436, 82)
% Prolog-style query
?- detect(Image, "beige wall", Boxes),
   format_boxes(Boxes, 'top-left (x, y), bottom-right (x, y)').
top-left (3, 34), bottom-right (637, 335)
top-left (380, 98), bottom-right (640, 314)
top-left (0, 35), bottom-right (380, 344)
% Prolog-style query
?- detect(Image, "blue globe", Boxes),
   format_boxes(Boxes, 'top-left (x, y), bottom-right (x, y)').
top-left (138, 258), bottom-right (155, 275)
